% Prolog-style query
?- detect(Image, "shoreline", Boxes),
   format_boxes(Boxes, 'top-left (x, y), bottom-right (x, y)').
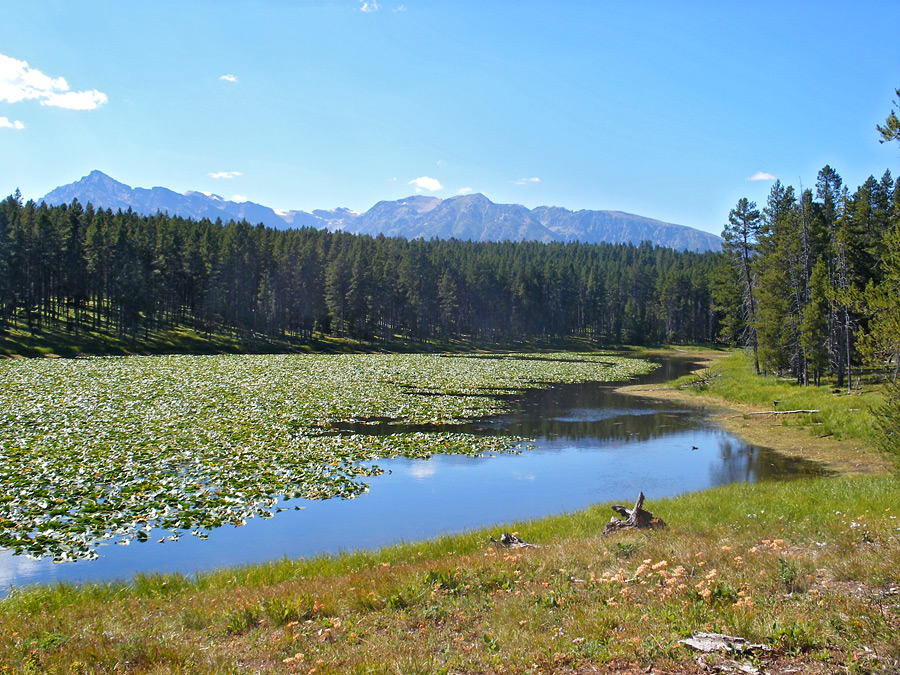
top-left (618, 350), bottom-right (893, 477)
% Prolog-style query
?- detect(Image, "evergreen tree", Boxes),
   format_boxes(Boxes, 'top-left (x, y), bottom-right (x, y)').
top-left (721, 198), bottom-right (762, 372)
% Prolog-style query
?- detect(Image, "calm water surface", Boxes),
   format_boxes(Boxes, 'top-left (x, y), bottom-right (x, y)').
top-left (0, 357), bottom-right (823, 591)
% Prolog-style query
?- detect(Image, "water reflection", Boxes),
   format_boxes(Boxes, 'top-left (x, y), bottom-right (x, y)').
top-left (0, 356), bottom-right (825, 593)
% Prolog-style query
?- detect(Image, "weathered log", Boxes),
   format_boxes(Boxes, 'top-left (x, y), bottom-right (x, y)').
top-left (490, 532), bottom-right (538, 549)
top-left (602, 492), bottom-right (666, 535)
top-left (746, 409), bottom-right (819, 415)
top-left (678, 632), bottom-right (769, 654)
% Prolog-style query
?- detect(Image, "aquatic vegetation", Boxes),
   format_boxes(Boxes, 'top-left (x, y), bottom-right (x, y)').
top-left (0, 352), bottom-right (653, 560)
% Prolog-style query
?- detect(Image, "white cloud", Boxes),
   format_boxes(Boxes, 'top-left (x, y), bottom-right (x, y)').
top-left (747, 171), bottom-right (776, 181)
top-left (219, 74), bottom-right (238, 83)
top-left (231, 194), bottom-right (248, 203)
top-left (394, 4), bottom-right (407, 11)
top-left (0, 52), bottom-right (107, 110)
top-left (409, 176), bottom-right (443, 192)
top-left (457, 187), bottom-right (473, 195)
top-left (208, 171), bottom-right (242, 179)
top-left (0, 116), bottom-right (24, 130)
top-left (360, 0), bottom-right (380, 11)
top-left (40, 89), bottom-right (107, 110)
top-left (513, 177), bottom-right (540, 185)
top-left (407, 460), bottom-right (436, 480)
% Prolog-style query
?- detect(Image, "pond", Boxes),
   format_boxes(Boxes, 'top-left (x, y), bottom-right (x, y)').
top-left (0, 356), bottom-right (823, 592)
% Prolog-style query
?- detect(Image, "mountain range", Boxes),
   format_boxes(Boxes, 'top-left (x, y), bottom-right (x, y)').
top-left (42, 171), bottom-right (722, 252)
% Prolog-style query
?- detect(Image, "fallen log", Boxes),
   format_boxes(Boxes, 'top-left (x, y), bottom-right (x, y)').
top-left (490, 532), bottom-right (538, 549)
top-left (678, 632), bottom-right (770, 654)
top-left (746, 409), bottom-right (819, 415)
top-left (602, 492), bottom-right (666, 535)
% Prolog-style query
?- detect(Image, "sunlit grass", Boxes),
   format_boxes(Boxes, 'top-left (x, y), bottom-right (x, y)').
top-left (674, 350), bottom-right (883, 443)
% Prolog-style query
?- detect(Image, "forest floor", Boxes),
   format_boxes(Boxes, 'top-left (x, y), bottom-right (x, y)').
top-left (0, 323), bottom-right (626, 359)
top-left (1, 348), bottom-right (898, 674)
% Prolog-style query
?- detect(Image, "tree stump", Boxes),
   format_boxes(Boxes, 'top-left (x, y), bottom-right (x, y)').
top-left (601, 492), bottom-right (666, 535)
top-left (490, 532), bottom-right (538, 549)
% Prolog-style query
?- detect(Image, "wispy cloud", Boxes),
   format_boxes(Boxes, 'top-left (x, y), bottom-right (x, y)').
top-left (219, 74), bottom-right (238, 83)
top-left (360, 0), bottom-right (380, 11)
top-left (0, 116), bottom-right (24, 130)
top-left (747, 171), bottom-right (776, 181)
top-left (394, 4), bottom-right (407, 11)
top-left (409, 176), bottom-right (443, 192)
top-left (209, 171), bottom-right (242, 179)
top-left (231, 194), bottom-right (248, 203)
top-left (457, 187), bottom-right (473, 195)
top-left (0, 52), bottom-right (107, 110)
top-left (513, 177), bottom-right (540, 185)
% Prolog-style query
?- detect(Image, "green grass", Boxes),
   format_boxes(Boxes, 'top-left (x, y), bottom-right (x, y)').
top-left (674, 350), bottom-right (884, 444)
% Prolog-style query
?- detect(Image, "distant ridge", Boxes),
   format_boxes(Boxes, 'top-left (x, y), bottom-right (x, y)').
top-left (42, 171), bottom-right (722, 252)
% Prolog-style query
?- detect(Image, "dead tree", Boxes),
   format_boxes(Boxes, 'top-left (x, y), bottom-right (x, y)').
top-left (602, 492), bottom-right (666, 535)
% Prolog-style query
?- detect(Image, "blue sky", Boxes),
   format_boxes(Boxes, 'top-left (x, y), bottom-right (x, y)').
top-left (1, 1), bottom-right (899, 235)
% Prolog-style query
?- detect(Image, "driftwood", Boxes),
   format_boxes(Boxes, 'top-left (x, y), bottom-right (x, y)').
top-left (602, 492), bottom-right (666, 535)
top-left (746, 409), bottom-right (819, 416)
top-left (678, 632), bottom-right (769, 654)
top-left (490, 532), bottom-right (538, 549)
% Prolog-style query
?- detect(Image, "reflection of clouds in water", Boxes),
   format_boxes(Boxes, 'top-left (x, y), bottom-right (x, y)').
top-left (551, 408), bottom-right (636, 423)
top-left (0, 550), bottom-right (46, 589)
top-left (407, 460), bottom-right (436, 480)
top-left (511, 472), bottom-right (536, 481)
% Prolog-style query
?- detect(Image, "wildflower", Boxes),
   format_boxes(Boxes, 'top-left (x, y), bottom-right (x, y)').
top-left (651, 560), bottom-right (668, 570)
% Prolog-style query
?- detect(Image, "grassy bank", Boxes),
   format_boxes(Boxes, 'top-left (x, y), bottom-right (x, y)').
top-left (1, 476), bottom-right (898, 674)
top-left (622, 349), bottom-right (895, 476)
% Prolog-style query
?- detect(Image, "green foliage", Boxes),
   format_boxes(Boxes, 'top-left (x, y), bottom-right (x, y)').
top-left (0, 195), bottom-right (722, 348)
top-left (873, 376), bottom-right (900, 465)
top-left (876, 86), bottom-right (900, 147)
top-left (676, 351), bottom-right (882, 443)
top-left (0, 351), bottom-right (652, 561)
top-left (801, 258), bottom-right (830, 383)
